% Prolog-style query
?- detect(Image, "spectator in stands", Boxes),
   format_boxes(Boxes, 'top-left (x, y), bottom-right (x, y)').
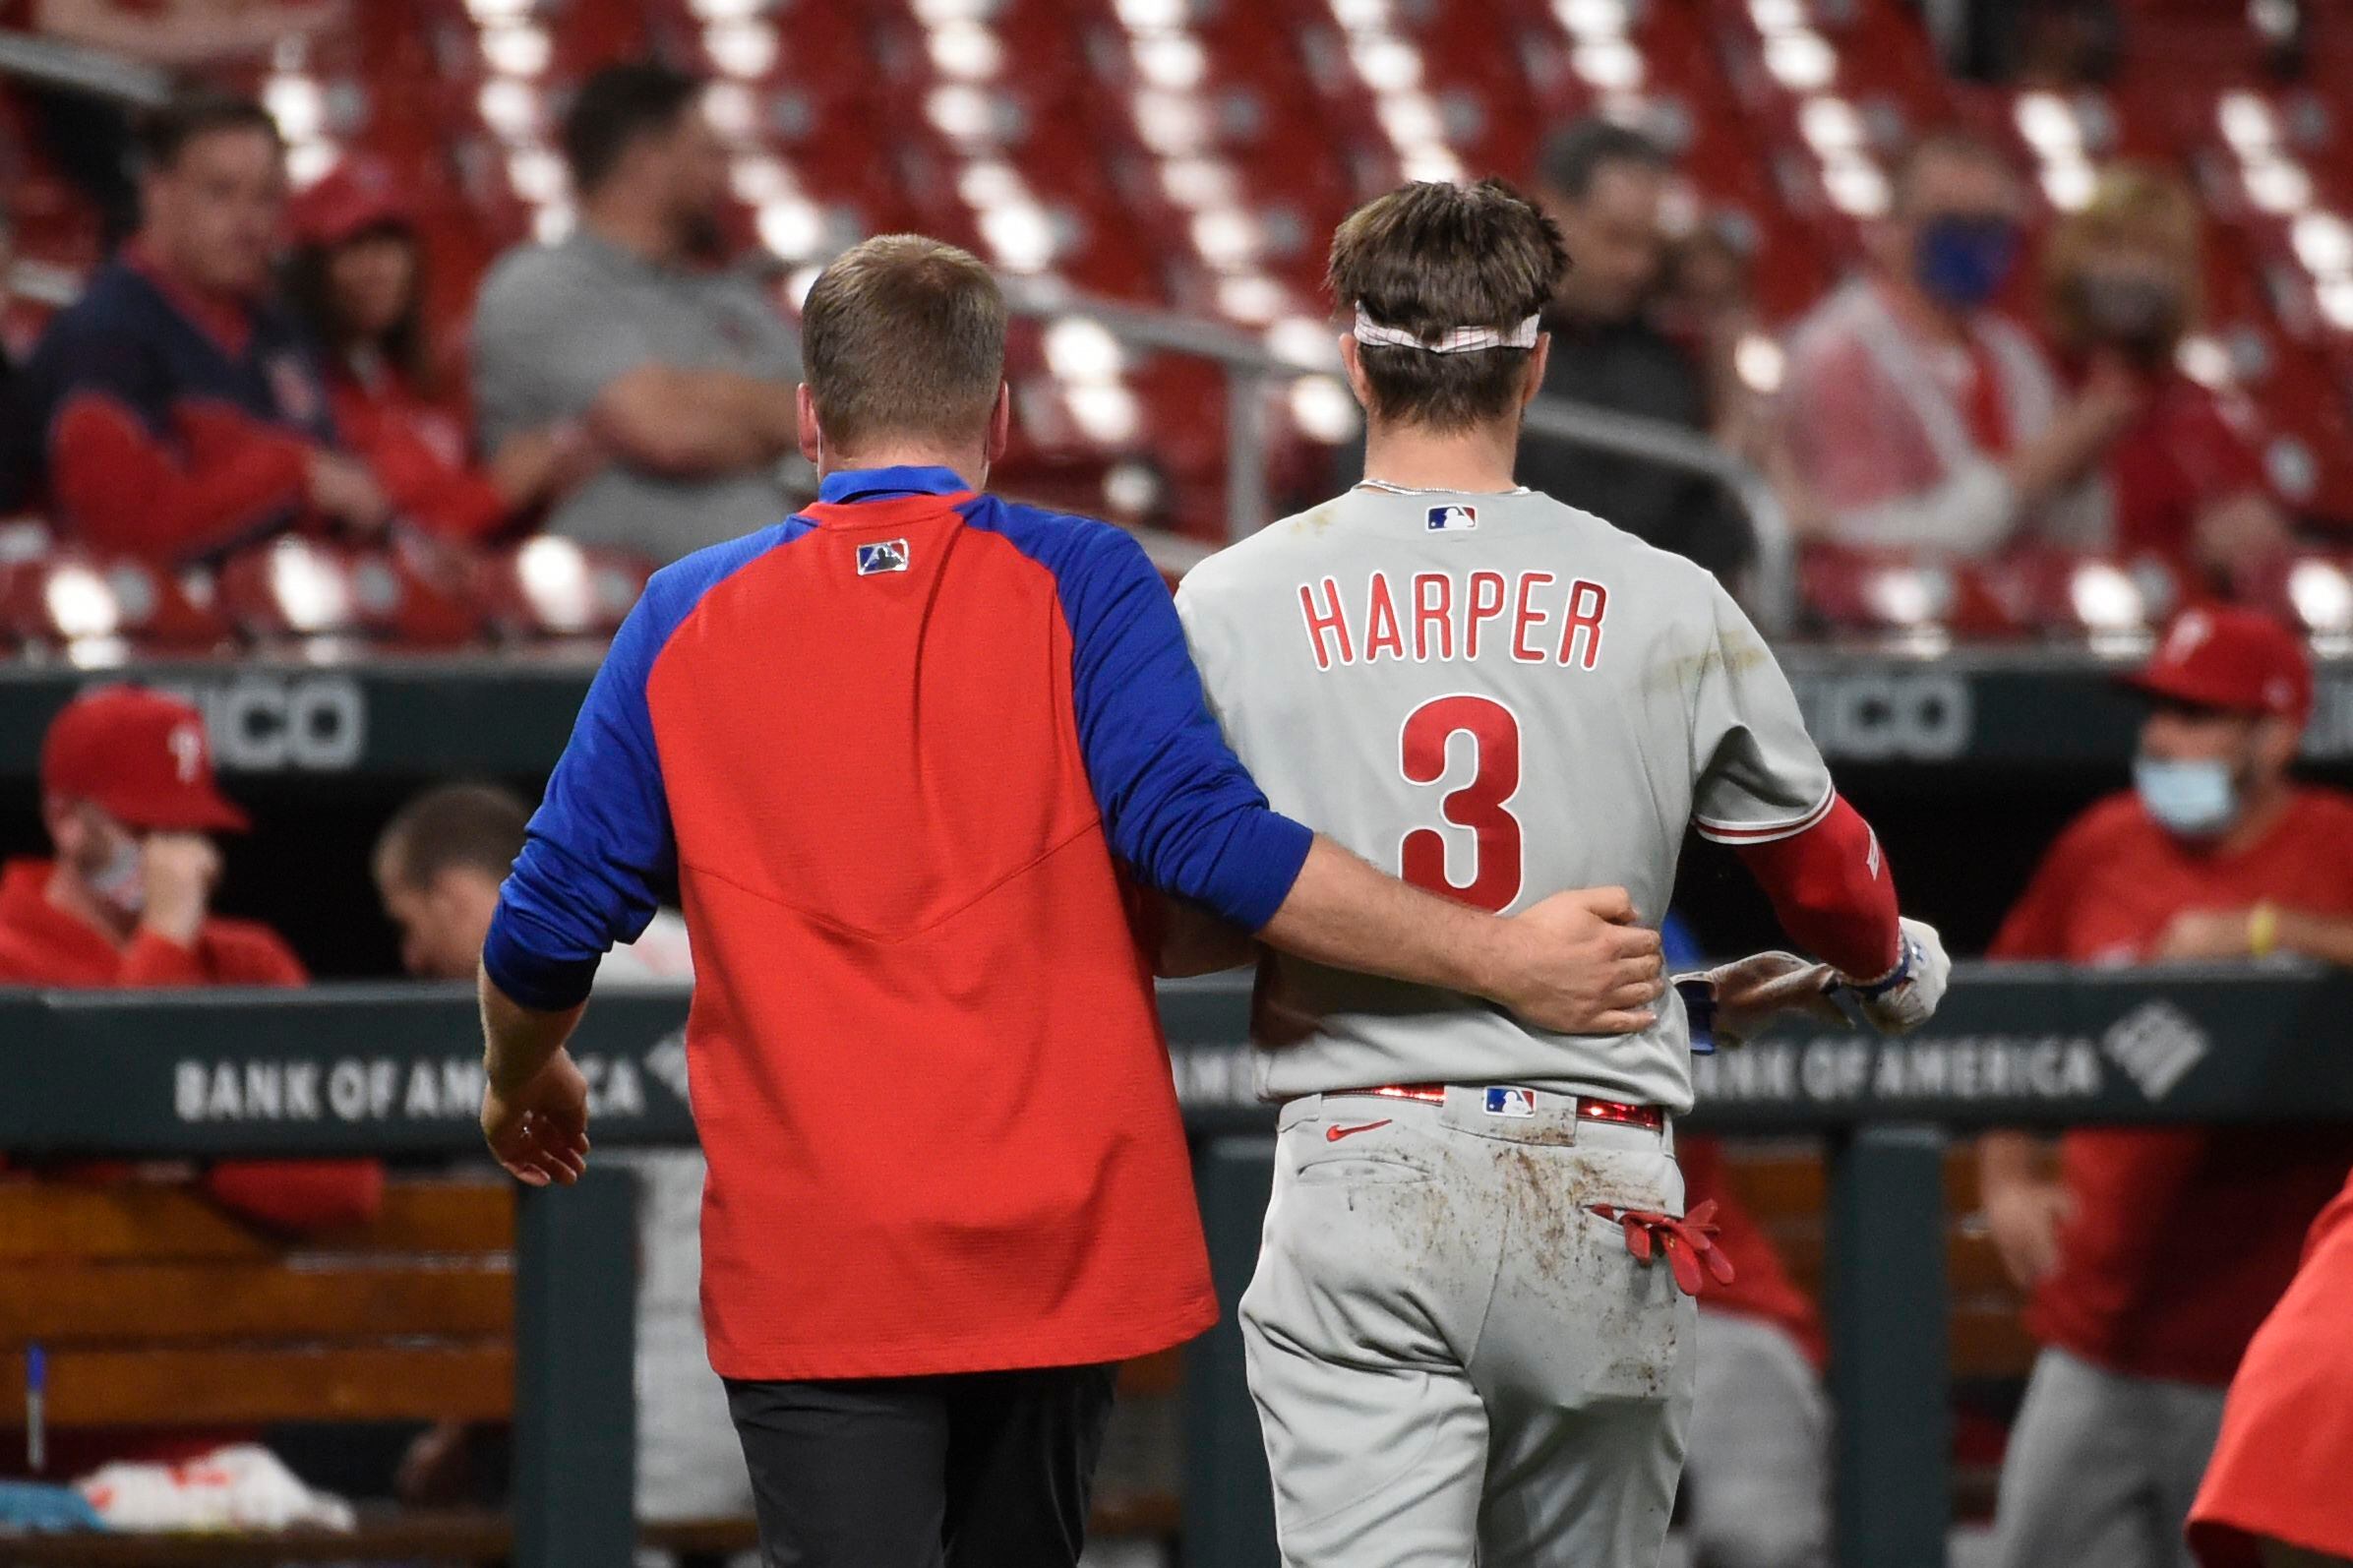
top-left (16, 0), bottom-right (343, 243)
top-left (1664, 914), bottom-right (1831, 1568)
top-left (286, 156), bottom-right (597, 544)
top-left (0, 684), bottom-right (381, 1222)
top-left (1520, 118), bottom-right (1751, 581)
top-left (1777, 130), bottom-right (2133, 558)
top-left (10, 90), bottom-right (392, 565)
top-left (1978, 607), bottom-right (2353, 1568)
top-left (469, 63), bottom-right (803, 564)
top-left (370, 783), bottom-right (735, 1537)
top-left (2043, 164), bottom-right (2292, 596)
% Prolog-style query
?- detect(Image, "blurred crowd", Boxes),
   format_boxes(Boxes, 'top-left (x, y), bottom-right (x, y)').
top-left (0, 1), bottom-right (2340, 639)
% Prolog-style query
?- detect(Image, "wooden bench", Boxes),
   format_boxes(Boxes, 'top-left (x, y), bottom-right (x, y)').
top-left (1718, 1139), bottom-right (2038, 1517)
top-left (0, 1176), bottom-right (1180, 1563)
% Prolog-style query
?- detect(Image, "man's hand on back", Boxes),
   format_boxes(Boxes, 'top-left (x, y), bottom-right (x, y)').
top-left (1492, 886), bottom-right (1664, 1036)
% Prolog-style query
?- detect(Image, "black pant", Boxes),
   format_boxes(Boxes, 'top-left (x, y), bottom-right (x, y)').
top-left (725, 1364), bottom-right (1118, 1568)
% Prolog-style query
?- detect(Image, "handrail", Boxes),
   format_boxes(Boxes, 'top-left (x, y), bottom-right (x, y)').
top-left (0, 233), bottom-right (1788, 623)
top-left (997, 276), bottom-right (1797, 632)
top-left (0, 30), bottom-right (168, 106)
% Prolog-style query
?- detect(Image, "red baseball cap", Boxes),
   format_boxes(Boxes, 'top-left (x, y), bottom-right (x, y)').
top-left (2124, 606), bottom-right (2313, 723)
top-left (40, 686), bottom-right (251, 833)
top-left (289, 156), bottom-right (414, 249)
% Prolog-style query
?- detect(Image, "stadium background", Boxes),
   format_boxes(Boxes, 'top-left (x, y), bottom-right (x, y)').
top-left (3, 0), bottom-right (2353, 1564)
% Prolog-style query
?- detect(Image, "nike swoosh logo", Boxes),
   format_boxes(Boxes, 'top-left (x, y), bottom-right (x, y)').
top-left (1325, 1119), bottom-right (1393, 1142)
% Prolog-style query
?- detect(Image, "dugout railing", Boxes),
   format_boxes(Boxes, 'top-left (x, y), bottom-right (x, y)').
top-left (5, 966), bottom-right (2350, 1568)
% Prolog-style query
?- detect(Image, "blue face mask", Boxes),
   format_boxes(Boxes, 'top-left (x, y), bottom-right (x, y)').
top-left (2135, 756), bottom-right (2239, 838)
top-left (1913, 215), bottom-right (2019, 309)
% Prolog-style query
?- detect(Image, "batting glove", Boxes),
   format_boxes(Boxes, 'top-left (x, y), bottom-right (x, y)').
top-left (1839, 917), bottom-right (1951, 1036)
top-left (1674, 950), bottom-right (1846, 1053)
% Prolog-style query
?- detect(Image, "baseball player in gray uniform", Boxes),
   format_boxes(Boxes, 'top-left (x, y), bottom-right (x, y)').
top-left (1167, 179), bottom-right (1953, 1568)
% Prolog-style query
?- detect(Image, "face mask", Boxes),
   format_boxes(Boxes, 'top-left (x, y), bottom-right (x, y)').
top-left (1913, 215), bottom-right (2019, 309)
top-left (2067, 273), bottom-right (2185, 365)
top-left (2135, 756), bottom-right (2238, 838)
top-left (88, 832), bottom-right (147, 916)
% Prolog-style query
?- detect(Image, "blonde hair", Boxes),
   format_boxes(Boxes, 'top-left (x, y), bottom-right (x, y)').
top-left (2044, 163), bottom-right (2203, 351)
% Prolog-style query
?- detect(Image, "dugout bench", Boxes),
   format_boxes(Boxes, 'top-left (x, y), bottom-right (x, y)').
top-left (4, 967), bottom-right (2352, 1568)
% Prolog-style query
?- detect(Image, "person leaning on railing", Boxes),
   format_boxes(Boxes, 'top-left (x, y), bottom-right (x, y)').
top-left (1977, 608), bottom-right (2353, 1568)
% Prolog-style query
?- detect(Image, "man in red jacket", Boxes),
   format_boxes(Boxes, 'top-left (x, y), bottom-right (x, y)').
top-left (1980, 608), bottom-right (2353, 1568)
top-left (10, 90), bottom-right (390, 564)
top-left (0, 684), bottom-right (381, 1232)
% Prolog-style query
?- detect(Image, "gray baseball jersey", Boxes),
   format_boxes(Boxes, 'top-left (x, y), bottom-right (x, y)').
top-left (1175, 481), bottom-right (1834, 1113)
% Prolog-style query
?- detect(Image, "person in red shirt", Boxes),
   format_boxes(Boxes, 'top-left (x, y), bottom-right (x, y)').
top-left (0, 684), bottom-right (382, 1232)
top-left (283, 157), bottom-right (595, 545)
top-left (2188, 1167), bottom-right (2353, 1568)
top-left (2042, 164), bottom-right (2292, 599)
top-left (10, 90), bottom-right (392, 566)
top-left (1979, 607), bottom-right (2353, 1568)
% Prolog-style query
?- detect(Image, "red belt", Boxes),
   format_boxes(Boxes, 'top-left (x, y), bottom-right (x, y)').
top-left (1347, 1083), bottom-right (1665, 1131)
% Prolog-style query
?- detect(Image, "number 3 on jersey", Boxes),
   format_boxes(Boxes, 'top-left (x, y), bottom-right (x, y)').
top-left (1399, 694), bottom-right (1523, 912)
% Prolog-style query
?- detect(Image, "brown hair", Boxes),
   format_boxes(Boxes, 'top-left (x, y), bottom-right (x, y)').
top-left (1889, 128), bottom-right (2018, 216)
top-left (801, 235), bottom-right (1007, 454)
top-left (376, 782), bottom-right (531, 890)
top-left (2043, 162), bottom-right (2202, 352)
top-left (283, 229), bottom-right (434, 393)
top-left (1327, 179), bottom-right (1567, 433)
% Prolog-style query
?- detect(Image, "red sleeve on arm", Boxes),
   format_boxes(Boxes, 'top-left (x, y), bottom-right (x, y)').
top-left (115, 930), bottom-right (211, 986)
top-left (201, 1160), bottom-right (386, 1232)
top-left (51, 392), bottom-right (312, 565)
top-left (332, 383), bottom-right (513, 543)
top-left (1732, 793), bottom-right (1901, 979)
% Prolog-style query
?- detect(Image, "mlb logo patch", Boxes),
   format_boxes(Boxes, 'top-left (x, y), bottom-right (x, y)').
top-left (1483, 1087), bottom-right (1536, 1118)
top-left (856, 539), bottom-right (911, 575)
top-left (1426, 504), bottom-right (1478, 532)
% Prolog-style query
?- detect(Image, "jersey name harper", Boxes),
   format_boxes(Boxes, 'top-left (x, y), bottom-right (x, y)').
top-left (1297, 569), bottom-right (1608, 672)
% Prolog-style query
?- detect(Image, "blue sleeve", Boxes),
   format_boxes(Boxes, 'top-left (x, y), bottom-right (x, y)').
top-left (481, 586), bottom-right (678, 1010)
top-left (1053, 517), bottom-right (1313, 931)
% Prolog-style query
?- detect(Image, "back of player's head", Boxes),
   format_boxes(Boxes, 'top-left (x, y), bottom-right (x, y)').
top-left (801, 234), bottom-right (1007, 455)
top-left (561, 61), bottom-right (706, 195)
top-left (1328, 179), bottom-right (1568, 433)
top-left (376, 782), bottom-right (532, 891)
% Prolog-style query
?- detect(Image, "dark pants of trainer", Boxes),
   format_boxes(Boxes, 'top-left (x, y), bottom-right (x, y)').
top-left (725, 1363), bottom-right (1119, 1568)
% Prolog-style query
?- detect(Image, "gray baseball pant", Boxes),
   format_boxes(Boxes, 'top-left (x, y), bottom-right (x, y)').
top-left (1993, 1346), bottom-right (2226, 1568)
top-left (1240, 1087), bottom-right (1697, 1568)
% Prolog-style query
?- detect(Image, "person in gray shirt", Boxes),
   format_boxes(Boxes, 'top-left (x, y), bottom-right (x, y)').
top-left (470, 63), bottom-right (804, 563)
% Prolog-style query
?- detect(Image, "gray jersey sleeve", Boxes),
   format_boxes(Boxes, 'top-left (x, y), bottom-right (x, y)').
top-left (1687, 578), bottom-right (1834, 843)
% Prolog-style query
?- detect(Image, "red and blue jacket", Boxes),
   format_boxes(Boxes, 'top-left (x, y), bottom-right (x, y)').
top-left (11, 251), bottom-right (337, 564)
top-left (485, 465), bottom-right (1312, 1378)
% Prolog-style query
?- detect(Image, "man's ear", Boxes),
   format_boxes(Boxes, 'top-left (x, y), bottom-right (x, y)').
top-left (796, 384), bottom-right (822, 466)
top-left (1338, 335), bottom-right (1374, 411)
top-left (1522, 333), bottom-right (1552, 407)
top-left (985, 381), bottom-right (1011, 465)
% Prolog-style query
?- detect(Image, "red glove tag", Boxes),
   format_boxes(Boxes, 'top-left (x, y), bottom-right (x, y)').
top-left (1589, 1199), bottom-right (1736, 1296)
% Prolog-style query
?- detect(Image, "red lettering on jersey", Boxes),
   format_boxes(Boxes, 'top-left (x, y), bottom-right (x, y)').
top-left (1364, 572), bottom-right (1407, 662)
top-left (1299, 576), bottom-right (1353, 669)
top-left (1558, 578), bottom-right (1607, 670)
top-left (1512, 572), bottom-right (1556, 663)
top-left (1412, 572), bottom-right (1453, 661)
top-left (1467, 571), bottom-right (1508, 659)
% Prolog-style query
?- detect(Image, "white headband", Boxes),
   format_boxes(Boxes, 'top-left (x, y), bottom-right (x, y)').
top-left (1353, 303), bottom-right (1540, 354)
